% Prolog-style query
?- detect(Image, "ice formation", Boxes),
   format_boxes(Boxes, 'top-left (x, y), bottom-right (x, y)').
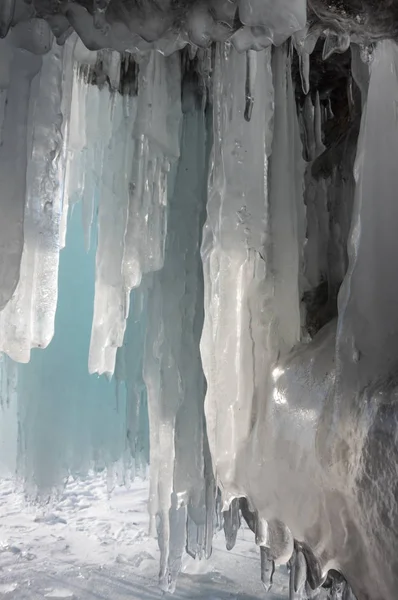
top-left (2, 0), bottom-right (398, 599)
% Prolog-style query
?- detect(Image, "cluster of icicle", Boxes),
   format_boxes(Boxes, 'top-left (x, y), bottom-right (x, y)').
top-left (2, 0), bottom-right (398, 598)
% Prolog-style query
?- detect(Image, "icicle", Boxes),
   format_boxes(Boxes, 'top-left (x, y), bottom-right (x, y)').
top-left (202, 42), bottom-right (307, 551)
top-left (223, 498), bottom-right (241, 550)
top-left (267, 44), bottom-right (305, 354)
top-left (89, 50), bottom-right (182, 376)
top-left (122, 50), bottom-right (182, 290)
top-left (293, 27), bottom-right (311, 95)
top-left (0, 44), bottom-right (41, 311)
top-left (144, 75), bottom-right (212, 591)
top-left (350, 43), bottom-right (370, 107)
top-left (260, 546), bottom-right (275, 592)
top-left (0, 41), bottom-right (68, 361)
top-left (244, 50), bottom-right (256, 121)
top-left (88, 83), bottom-right (136, 376)
top-left (314, 91), bottom-right (324, 156)
top-left (294, 549), bottom-right (307, 593)
top-left (200, 42), bottom-right (274, 499)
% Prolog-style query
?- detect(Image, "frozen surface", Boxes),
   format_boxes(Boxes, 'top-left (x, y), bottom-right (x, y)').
top-left (0, 473), bottom-right (290, 600)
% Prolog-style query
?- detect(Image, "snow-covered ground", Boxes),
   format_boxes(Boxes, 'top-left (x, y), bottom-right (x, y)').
top-left (0, 473), bottom-right (289, 600)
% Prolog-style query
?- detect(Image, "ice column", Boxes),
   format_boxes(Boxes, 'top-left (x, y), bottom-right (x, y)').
top-left (0, 41), bottom-right (69, 361)
top-left (200, 43), bottom-right (274, 500)
top-left (0, 44), bottom-right (41, 311)
top-left (144, 73), bottom-right (213, 591)
top-left (235, 44), bottom-right (305, 522)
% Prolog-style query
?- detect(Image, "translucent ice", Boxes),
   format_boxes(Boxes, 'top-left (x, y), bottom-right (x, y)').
top-left (200, 42), bottom-right (274, 499)
top-left (0, 41), bottom-right (66, 361)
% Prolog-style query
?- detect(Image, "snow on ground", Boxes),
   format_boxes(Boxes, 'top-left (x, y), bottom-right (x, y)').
top-left (0, 473), bottom-right (289, 600)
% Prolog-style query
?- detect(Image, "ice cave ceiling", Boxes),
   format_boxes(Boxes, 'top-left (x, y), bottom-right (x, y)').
top-left (1, 1), bottom-right (398, 600)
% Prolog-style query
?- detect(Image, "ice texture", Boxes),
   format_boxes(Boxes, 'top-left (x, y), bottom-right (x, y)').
top-left (1, 4), bottom-right (398, 598)
top-left (144, 77), bottom-right (213, 591)
top-left (239, 0), bottom-right (306, 45)
top-left (0, 44), bottom-right (41, 311)
top-left (0, 41), bottom-right (66, 361)
top-left (90, 50), bottom-right (182, 375)
top-left (200, 42), bottom-right (274, 500)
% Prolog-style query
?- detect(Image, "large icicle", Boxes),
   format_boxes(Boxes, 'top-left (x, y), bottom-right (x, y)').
top-left (89, 50), bottom-right (182, 376)
top-left (88, 68), bottom-right (135, 375)
top-left (0, 43), bottom-right (41, 311)
top-left (268, 45), bottom-right (305, 354)
top-left (200, 43), bottom-right (274, 501)
top-left (122, 50), bottom-right (182, 288)
top-left (144, 72), bottom-right (213, 592)
top-left (233, 43), bottom-right (306, 543)
top-left (0, 41), bottom-right (69, 361)
top-left (201, 43), bottom-right (305, 562)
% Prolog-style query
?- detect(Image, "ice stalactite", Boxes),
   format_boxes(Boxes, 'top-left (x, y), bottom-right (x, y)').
top-left (0, 44), bottom-right (41, 311)
top-left (301, 92), bottom-right (329, 318)
top-left (201, 41), bottom-right (305, 518)
top-left (201, 42), bottom-right (274, 501)
top-left (90, 50), bottom-right (182, 376)
top-left (268, 45), bottom-right (305, 353)
top-left (144, 70), bottom-right (213, 591)
top-left (87, 57), bottom-right (134, 376)
top-left (202, 40), bottom-right (308, 566)
top-left (0, 41), bottom-right (67, 361)
top-left (122, 50), bottom-right (182, 289)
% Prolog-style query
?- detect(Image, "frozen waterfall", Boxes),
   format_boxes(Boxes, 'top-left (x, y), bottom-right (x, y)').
top-left (1, 1), bottom-right (398, 599)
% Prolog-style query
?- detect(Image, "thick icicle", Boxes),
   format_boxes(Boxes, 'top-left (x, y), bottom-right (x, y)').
top-left (89, 50), bottom-right (182, 376)
top-left (122, 50), bottom-right (182, 288)
top-left (268, 45), bottom-right (305, 353)
top-left (200, 42), bottom-right (274, 500)
top-left (144, 71), bottom-right (212, 591)
top-left (0, 44), bottom-right (41, 311)
top-left (88, 73), bottom-right (136, 375)
top-left (223, 498), bottom-right (241, 550)
top-left (0, 41), bottom-right (67, 361)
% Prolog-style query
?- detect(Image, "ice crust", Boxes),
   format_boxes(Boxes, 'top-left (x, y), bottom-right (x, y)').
top-left (1, 4), bottom-right (398, 600)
